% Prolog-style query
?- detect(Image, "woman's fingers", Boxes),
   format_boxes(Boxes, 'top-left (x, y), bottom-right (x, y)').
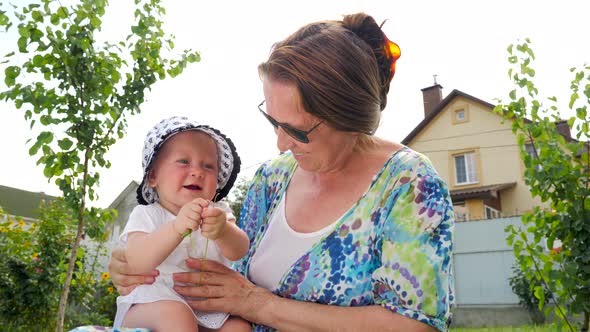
top-left (110, 269), bottom-right (156, 291)
top-left (184, 257), bottom-right (230, 273)
top-left (180, 283), bottom-right (273, 321)
top-left (173, 269), bottom-right (232, 287)
top-left (174, 283), bottom-right (220, 299)
top-left (116, 284), bottom-right (139, 296)
top-left (108, 246), bottom-right (158, 292)
top-left (186, 297), bottom-right (230, 313)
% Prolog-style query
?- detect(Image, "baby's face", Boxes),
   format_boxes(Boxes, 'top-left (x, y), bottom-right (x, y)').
top-left (148, 131), bottom-right (218, 215)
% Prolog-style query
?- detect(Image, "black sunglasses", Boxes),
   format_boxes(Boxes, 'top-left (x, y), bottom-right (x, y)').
top-left (258, 100), bottom-right (322, 144)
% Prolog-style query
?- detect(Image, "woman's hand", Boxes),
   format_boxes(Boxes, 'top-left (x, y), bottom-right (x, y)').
top-left (108, 247), bottom-right (159, 295)
top-left (173, 259), bottom-right (272, 323)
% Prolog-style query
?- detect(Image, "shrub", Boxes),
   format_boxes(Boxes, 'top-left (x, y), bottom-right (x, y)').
top-left (0, 202), bottom-right (117, 330)
top-left (509, 264), bottom-right (550, 325)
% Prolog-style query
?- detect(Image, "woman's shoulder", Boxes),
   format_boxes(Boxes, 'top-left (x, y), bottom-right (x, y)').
top-left (255, 152), bottom-right (297, 177)
top-left (387, 145), bottom-right (440, 178)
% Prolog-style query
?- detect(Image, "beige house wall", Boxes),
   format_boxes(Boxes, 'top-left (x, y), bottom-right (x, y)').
top-left (407, 96), bottom-right (546, 217)
top-left (465, 199), bottom-right (484, 220)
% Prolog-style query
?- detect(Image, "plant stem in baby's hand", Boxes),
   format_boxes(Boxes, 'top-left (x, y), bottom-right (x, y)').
top-left (182, 229), bottom-right (191, 238)
top-left (198, 238), bottom-right (209, 286)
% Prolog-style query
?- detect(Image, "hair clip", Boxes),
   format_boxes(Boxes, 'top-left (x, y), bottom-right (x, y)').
top-left (383, 33), bottom-right (401, 80)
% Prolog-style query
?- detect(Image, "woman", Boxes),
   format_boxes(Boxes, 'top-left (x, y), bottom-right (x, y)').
top-left (110, 12), bottom-right (455, 331)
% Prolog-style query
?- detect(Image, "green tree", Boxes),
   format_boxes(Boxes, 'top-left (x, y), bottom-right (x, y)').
top-left (495, 39), bottom-right (590, 332)
top-left (0, 1), bottom-right (199, 330)
top-left (228, 176), bottom-right (251, 223)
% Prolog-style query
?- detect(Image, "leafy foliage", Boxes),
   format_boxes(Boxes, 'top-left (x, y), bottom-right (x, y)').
top-left (495, 39), bottom-right (590, 331)
top-left (509, 264), bottom-right (550, 325)
top-left (228, 176), bottom-right (252, 222)
top-left (0, 203), bottom-right (116, 330)
top-left (0, 0), bottom-right (199, 330)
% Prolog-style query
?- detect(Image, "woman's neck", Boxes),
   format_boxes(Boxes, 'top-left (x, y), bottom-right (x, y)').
top-left (299, 136), bottom-right (396, 187)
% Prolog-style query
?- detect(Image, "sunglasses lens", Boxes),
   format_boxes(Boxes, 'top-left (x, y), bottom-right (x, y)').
top-left (286, 129), bottom-right (308, 143)
top-left (258, 101), bottom-right (313, 143)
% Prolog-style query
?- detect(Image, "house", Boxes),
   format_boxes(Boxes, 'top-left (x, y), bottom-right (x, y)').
top-left (0, 184), bottom-right (58, 222)
top-left (106, 180), bottom-right (140, 243)
top-left (401, 84), bottom-right (570, 221)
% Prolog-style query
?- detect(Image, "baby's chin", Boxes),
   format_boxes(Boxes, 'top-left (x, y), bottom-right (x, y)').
top-left (180, 188), bottom-right (216, 202)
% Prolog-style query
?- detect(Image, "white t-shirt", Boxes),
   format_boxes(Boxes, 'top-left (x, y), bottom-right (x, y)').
top-left (248, 194), bottom-right (338, 290)
top-left (114, 202), bottom-right (234, 329)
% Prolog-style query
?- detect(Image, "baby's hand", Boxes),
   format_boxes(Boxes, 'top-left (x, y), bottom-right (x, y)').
top-left (200, 205), bottom-right (227, 240)
top-left (174, 198), bottom-right (209, 236)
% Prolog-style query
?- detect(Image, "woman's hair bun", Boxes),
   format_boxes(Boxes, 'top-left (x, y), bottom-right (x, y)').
top-left (342, 13), bottom-right (399, 110)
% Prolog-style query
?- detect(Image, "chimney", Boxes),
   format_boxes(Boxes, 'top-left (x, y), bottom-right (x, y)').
top-left (421, 84), bottom-right (443, 118)
top-left (555, 120), bottom-right (571, 140)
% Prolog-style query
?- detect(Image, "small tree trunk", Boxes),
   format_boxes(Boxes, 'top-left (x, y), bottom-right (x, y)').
top-left (582, 311), bottom-right (589, 332)
top-left (56, 154), bottom-right (90, 332)
top-left (55, 211), bottom-right (86, 332)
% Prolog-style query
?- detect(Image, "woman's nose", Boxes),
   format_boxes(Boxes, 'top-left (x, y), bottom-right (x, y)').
top-left (276, 127), bottom-right (294, 153)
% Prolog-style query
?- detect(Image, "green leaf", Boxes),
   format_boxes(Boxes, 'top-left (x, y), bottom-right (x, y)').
top-left (4, 66), bottom-right (21, 87)
top-left (32, 54), bottom-right (44, 66)
top-left (37, 131), bottom-right (54, 145)
top-left (80, 38), bottom-right (90, 50)
top-left (58, 138), bottom-right (73, 150)
top-left (17, 36), bottom-right (28, 52)
top-left (57, 7), bottom-right (68, 19)
top-left (569, 92), bottom-right (579, 109)
top-left (187, 53), bottom-right (200, 63)
top-left (509, 89), bottom-right (517, 100)
top-left (18, 26), bottom-right (30, 38)
top-left (90, 16), bottom-right (101, 28)
top-left (0, 12), bottom-right (9, 27)
top-left (508, 55), bottom-right (517, 64)
top-left (50, 14), bottom-right (60, 25)
top-left (29, 142), bottom-right (41, 156)
top-left (31, 10), bottom-right (43, 23)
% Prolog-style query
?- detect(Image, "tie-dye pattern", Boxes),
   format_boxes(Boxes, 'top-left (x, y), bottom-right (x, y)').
top-left (235, 147), bottom-right (455, 331)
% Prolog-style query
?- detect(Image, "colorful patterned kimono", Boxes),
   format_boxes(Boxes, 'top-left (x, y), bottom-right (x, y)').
top-left (235, 147), bottom-right (455, 331)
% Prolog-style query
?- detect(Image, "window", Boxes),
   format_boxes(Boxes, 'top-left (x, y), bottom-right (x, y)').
top-left (454, 152), bottom-right (478, 185)
top-left (453, 108), bottom-right (469, 124)
top-left (524, 142), bottom-right (542, 171)
top-left (456, 110), bottom-right (465, 121)
top-left (485, 205), bottom-right (500, 219)
top-left (525, 143), bottom-right (537, 158)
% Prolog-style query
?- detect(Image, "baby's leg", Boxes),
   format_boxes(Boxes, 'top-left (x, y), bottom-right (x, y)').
top-left (216, 316), bottom-right (251, 331)
top-left (122, 300), bottom-right (198, 332)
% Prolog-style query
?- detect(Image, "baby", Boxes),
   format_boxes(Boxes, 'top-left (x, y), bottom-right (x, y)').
top-left (114, 117), bottom-right (251, 331)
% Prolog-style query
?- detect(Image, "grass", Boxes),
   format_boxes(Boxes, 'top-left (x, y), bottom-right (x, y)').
top-left (451, 324), bottom-right (562, 332)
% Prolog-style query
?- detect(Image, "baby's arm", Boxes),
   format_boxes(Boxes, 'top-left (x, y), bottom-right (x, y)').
top-left (125, 200), bottom-right (205, 274)
top-left (200, 204), bottom-right (250, 261)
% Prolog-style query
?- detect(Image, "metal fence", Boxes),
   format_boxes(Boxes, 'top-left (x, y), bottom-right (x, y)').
top-left (453, 217), bottom-right (522, 306)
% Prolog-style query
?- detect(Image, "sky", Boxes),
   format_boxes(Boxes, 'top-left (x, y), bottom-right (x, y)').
top-left (1, 0), bottom-right (589, 208)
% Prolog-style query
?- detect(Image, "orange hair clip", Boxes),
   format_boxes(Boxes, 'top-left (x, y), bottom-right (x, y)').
top-left (383, 33), bottom-right (401, 80)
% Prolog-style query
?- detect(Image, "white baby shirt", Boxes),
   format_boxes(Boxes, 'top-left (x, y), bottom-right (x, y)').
top-left (113, 202), bottom-right (234, 329)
